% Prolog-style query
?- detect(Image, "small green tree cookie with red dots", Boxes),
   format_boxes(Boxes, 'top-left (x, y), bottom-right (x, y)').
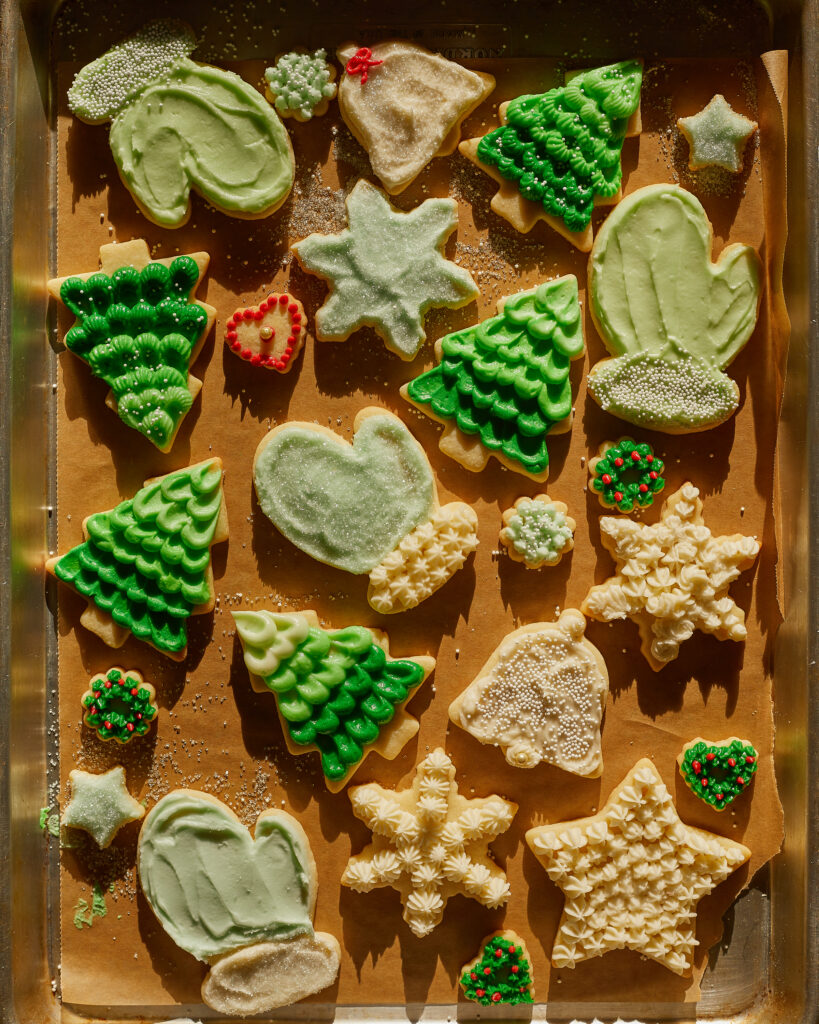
top-left (81, 667), bottom-right (158, 744)
top-left (588, 438), bottom-right (665, 513)
top-left (459, 930), bottom-right (534, 1005)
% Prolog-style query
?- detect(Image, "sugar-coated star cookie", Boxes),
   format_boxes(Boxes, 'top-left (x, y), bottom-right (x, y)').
top-left (63, 766), bottom-right (145, 848)
top-left (678, 94), bottom-right (757, 173)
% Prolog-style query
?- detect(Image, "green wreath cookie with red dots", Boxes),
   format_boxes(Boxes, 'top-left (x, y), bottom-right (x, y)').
top-left (678, 737), bottom-right (758, 810)
top-left (81, 667), bottom-right (158, 744)
top-left (224, 291), bottom-right (306, 372)
top-left (588, 437), bottom-right (665, 513)
top-left (459, 930), bottom-right (534, 1005)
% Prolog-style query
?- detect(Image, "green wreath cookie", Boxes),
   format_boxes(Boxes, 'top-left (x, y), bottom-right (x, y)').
top-left (588, 438), bottom-right (665, 513)
top-left (81, 668), bottom-right (158, 743)
top-left (678, 737), bottom-right (758, 810)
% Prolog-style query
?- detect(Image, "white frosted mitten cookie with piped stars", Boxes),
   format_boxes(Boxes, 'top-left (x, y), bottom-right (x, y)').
top-left (138, 790), bottom-right (340, 1015)
top-left (581, 483), bottom-right (760, 670)
top-left (586, 183), bottom-right (762, 432)
top-left (499, 494), bottom-right (576, 568)
top-left (291, 179), bottom-right (478, 361)
top-left (337, 41), bottom-right (495, 195)
top-left (341, 748), bottom-right (516, 937)
top-left (526, 758), bottom-right (750, 975)
top-left (253, 407), bottom-right (478, 614)
top-left (449, 610), bottom-right (608, 776)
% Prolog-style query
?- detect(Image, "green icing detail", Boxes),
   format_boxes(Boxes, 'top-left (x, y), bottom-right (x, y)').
top-left (476, 60), bottom-right (642, 233)
top-left (254, 413), bottom-right (436, 575)
top-left (505, 499), bottom-right (572, 565)
top-left (590, 438), bottom-right (665, 513)
top-left (265, 49), bottom-right (337, 120)
top-left (73, 882), bottom-right (108, 930)
top-left (82, 668), bottom-right (158, 743)
top-left (460, 935), bottom-right (534, 1005)
top-left (53, 460), bottom-right (223, 655)
top-left (234, 611), bottom-right (425, 782)
top-left (680, 739), bottom-right (758, 810)
top-left (110, 59), bottom-right (294, 227)
top-left (138, 791), bottom-right (314, 961)
top-left (59, 256), bottom-right (207, 449)
top-left (406, 276), bottom-right (584, 476)
top-left (587, 351), bottom-right (739, 431)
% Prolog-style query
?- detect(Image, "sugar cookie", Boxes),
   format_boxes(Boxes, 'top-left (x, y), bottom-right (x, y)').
top-left (678, 737), bottom-right (759, 810)
top-left (678, 95), bottom-right (757, 173)
top-left (81, 667), bottom-right (157, 744)
top-left (264, 49), bottom-right (337, 121)
top-left (48, 238), bottom-right (216, 453)
top-left (403, 276), bottom-right (584, 480)
top-left (292, 179), bottom-right (477, 360)
top-left (233, 609), bottom-right (435, 791)
top-left (580, 483), bottom-right (760, 670)
top-left (460, 61), bottom-right (642, 249)
top-left (588, 438), bottom-right (665, 513)
top-left (449, 610), bottom-right (608, 776)
top-left (47, 458), bottom-right (228, 661)
top-left (499, 494), bottom-right (575, 568)
top-left (337, 40), bottom-right (495, 194)
top-left (67, 20), bottom-right (294, 227)
top-left (342, 748), bottom-right (516, 937)
top-left (138, 790), bottom-right (340, 1013)
top-left (587, 184), bottom-right (762, 432)
top-left (225, 291), bottom-right (306, 372)
top-left (460, 930), bottom-right (534, 1005)
top-left (526, 758), bottom-right (750, 975)
top-left (63, 766), bottom-right (145, 848)
top-left (253, 407), bottom-right (478, 613)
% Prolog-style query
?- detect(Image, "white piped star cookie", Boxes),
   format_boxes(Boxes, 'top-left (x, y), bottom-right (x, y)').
top-left (678, 95), bottom-right (757, 173)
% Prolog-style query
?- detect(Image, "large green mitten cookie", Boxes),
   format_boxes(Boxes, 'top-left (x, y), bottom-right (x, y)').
top-left (67, 20), bottom-right (294, 228)
top-left (138, 791), bottom-right (341, 1014)
top-left (291, 179), bottom-right (478, 360)
top-left (587, 183), bottom-right (762, 433)
top-left (253, 407), bottom-right (478, 613)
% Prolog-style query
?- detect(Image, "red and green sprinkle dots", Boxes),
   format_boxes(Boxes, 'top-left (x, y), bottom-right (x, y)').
top-left (589, 438), bottom-right (665, 513)
top-left (81, 668), bottom-right (158, 744)
top-left (679, 738), bottom-right (758, 810)
top-left (460, 933), bottom-right (534, 1005)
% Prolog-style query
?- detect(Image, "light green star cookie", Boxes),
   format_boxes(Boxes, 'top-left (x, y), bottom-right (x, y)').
top-left (292, 179), bottom-right (478, 360)
top-left (63, 766), bottom-right (145, 848)
top-left (677, 94), bottom-right (757, 174)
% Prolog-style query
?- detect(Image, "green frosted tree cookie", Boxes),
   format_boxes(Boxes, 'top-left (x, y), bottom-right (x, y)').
top-left (51, 239), bottom-right (214, 452)
top-left (402, 275), bottom-right (584, 480)
top-left (460, 932), bottom-right (535, 1005)
top-left (233, 609), bottom-right (434, 791)
top-left (48, 459), bottom-right (227, 660)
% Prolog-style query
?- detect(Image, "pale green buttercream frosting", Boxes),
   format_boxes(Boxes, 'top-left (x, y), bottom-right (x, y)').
top-left (505, 499), bottom-right (573, 565)
top-left (254, 413), bottom-right (436, 575)
top-left (139, 792), bottom-right (314, 962)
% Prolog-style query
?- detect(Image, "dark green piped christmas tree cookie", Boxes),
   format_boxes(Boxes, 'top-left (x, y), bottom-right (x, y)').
top-left (233, 609), bottom-right (435, 792)
top-left (678, 737), bottom-right (758, 811)
top-left (589, 438), bottom-right (665, 513)
top-left (459, 61), bottom-right (642, 250)
top-left (460, 931), bottom-right (534, 1005)
top-left (48, 239), bottom-right (216, 452)
top-left (47, 458), bottom-right (227, 661)
top-left (402, 276), bottom-right (584, 481)
top-left (81, 667), bottom-right (158, 743)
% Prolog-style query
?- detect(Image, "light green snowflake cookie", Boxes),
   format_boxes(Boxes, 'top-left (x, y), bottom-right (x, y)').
top-left (677, 95), bottom-right (757, 174)
top-left (63, 766), bottom-right (145, 848)
top-left (264, 49), bottom-right (337, 121)
top-left (499, 494), bottom-right (575, 569)
top-left (292, 179), bottom-right (478, 360)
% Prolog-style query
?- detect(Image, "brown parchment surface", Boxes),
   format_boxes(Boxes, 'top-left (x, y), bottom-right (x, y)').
top-left (54, 54), bottom-right (787, 1014)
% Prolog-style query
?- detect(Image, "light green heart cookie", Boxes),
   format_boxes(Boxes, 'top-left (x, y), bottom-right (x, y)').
top-left (138, 791), bottom-right (315, 962)
top-left (253, 408), bottom-right (436, 575)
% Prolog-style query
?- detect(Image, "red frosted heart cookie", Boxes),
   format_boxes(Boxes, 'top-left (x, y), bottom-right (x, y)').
top-left (225, 292), bottom-right (306, 372)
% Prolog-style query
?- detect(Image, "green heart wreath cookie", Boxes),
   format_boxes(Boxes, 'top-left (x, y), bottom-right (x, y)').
top-left (678, 737), bottom-right (758, 810)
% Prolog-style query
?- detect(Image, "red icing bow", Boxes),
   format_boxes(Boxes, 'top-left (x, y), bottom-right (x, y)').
top-left (345, 47), bottom-right (383, 84)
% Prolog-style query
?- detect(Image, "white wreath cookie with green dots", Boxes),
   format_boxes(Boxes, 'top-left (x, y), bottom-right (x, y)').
top-left (449, 610), bottom-right (609, 776)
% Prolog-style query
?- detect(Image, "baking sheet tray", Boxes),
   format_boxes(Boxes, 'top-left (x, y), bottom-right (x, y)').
top-left (1, 1), bottom-right (817, 1022)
